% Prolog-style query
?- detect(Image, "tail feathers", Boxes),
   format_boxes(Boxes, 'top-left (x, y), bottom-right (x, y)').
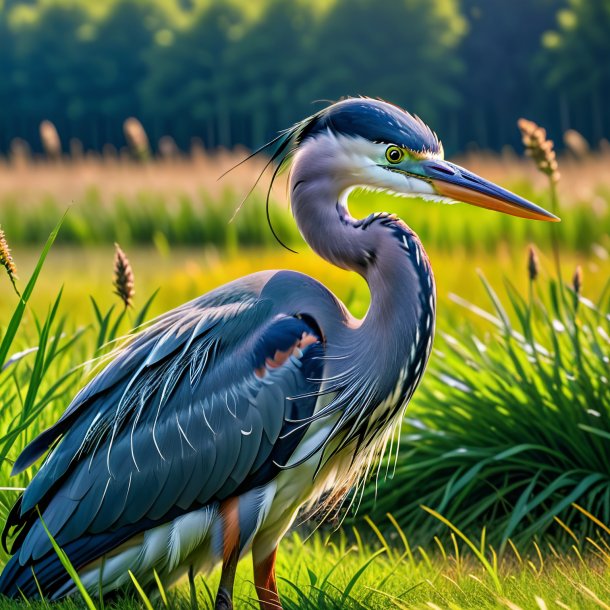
top-left (0, 526), bottom-right (139, 600)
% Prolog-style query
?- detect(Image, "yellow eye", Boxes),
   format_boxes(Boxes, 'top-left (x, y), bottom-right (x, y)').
top-left (385, 146), bottom-right (404, 164)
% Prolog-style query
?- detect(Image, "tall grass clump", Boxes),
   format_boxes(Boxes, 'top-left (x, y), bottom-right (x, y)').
top-left (363, 260), bottom-right (610, 546)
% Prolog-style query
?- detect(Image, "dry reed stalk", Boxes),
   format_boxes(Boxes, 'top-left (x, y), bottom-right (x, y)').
top-left (518, 118), bottom-right (562, 285)
top-left (158, 136), bottom-right (179, 160)
top-left (572, 265), bottom-right (582, 296)
top-left (113, 243), bottom-right (135, 308)
top-left (9, 138), bottom-right (30, 167)
top-left (123, 117), bottom-right (151, 161)
top-left (0, 228), bottom-right (19, 295)
top-left (563, 129), bottom-right (590, 159)
top-left (39, 120), bottom-right (62, 159)
top-left (572, 264), bottom-right (583, 311)
top-left (518, 118), bottom-right (560, 183)
top-left (69, 138), bottom-right (84, 160)
top-left (527, 246), bottom-right (539, 281)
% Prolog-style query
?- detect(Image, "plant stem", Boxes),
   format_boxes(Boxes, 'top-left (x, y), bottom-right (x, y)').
top-left (549, 179), bottom-right (562, 289)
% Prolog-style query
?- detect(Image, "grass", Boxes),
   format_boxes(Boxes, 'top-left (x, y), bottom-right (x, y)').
top-left (0, 147), bottom-right (609, 607)
top-left (0, 240), bottom-right (608, 609)
top-left (1, 151), bottom-right (610, 255)
top-left (361, 268), bottom-right (610, 546)
top-left (0, 516), bottom-right (608, 609)
top-left (2, 182), bottom-right (609, 255)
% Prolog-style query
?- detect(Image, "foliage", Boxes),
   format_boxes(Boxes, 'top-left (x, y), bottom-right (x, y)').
top-left (1, 174), bottom-right (609, 255)
top-left (0, 516), bottom-right (609, 608)
top-left (455, 0), bottom-right (564, 150)
top-left (361, 268), bottom-right (610, 546)
top-left (541, 0), bottom-right (610, 144)
top-left (2, 0), bottom-right (609, 153)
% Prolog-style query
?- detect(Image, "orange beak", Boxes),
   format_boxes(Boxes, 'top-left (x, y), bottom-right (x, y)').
top-left (421, 160), bottom-right (560, 222)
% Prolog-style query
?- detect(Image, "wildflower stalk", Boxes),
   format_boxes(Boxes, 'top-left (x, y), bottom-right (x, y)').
top-left (527, 245), bottom-right (539, 302)
top-left (518, 118), bottom-right (562, 289)
top-left (0, 228), bottom-right (20, 297)
top-left (572, 265), bottom-right (582, 312)
top-left (113, 243), bottom-right (135, 309)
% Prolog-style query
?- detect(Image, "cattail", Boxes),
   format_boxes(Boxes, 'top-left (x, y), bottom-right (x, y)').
top-left (39, 120), bottom-right (62, 159)
top-left (572, 265), bottom-right (582, 297)
top-left (158, 135), bottom-right (180, 160)
top-left (10, 138), bottom-right (30, 167)
top-left (527, 245), bottom-right (539, 281)
top-left (69, 138), bottom-right (84, 160)
top-left (102, 143), bottom-right (118, 160)
top-left (0, 228), bottom-right (19, 295)
top-left (123, 117), bottom-right (150, 160)
top-left (113, 243), bottom-right (135, 309)
top-left (563, 129), bottom-right (589, 158)
top-left (518, 118), bottom-right (560, 183)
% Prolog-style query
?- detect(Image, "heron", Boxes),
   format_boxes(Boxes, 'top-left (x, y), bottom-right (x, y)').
top-left (0, 98), bottom-right (557, 609)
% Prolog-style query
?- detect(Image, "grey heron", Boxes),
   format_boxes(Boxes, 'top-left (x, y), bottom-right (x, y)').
top-left (0, 98), bottom-right (558, 609)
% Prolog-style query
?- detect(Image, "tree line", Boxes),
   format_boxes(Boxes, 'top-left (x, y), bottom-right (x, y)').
top-left (0, 0), bottom-right (607, 155)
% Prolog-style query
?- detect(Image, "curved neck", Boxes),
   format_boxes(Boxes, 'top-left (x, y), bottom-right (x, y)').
top-left (287, 138), bottom-right (437, 466)
top-left (289, 144), bottom-right (436, 388)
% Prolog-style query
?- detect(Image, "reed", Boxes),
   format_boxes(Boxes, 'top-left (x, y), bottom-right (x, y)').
top-left (123, 117), bottom-right (151, 161)
top-left (113, 243), bottom-right (135, 309)
top-left (39, 120), bottom-right (62, 160)
top-left (0, 228), bottom-right (18, 296)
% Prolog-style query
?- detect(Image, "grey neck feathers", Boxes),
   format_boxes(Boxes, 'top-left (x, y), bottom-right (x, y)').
top-left (289, 144), bottom-right (436, 405)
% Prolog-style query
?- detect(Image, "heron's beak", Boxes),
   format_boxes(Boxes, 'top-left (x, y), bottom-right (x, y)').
top-left (419, 159), bottom-right (560, 222)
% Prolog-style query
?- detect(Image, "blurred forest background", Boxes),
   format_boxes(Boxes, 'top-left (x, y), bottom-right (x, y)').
top-left (0, 0), bottom-right (609, 156)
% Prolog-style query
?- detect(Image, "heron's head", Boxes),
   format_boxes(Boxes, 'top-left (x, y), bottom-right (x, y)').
top-left (278, 98), bottom-right (558, 223)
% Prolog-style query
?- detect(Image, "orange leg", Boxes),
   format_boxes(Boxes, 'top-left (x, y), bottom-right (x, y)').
top-left (253, 547), bottom-right (282, 610)
top-left (215, 498), bottom-right (240, 610)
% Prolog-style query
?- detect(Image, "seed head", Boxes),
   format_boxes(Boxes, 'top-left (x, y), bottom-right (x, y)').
top-left (39, 120), bottom-right (62, 159)
top-left (518, 118), bottom-right (560, 183)
top-left (527, 246), bottom-right (539, 281)
top-left (572, 265), bottom-right (582, 297)
top-left (0, 228), bottom-right (19, 295)
top-left (113, 243), bottom-right (135, 309)
top-left (123, 117), bottom-right (150, 161)
top-left (563, 129), bottom-right (589, 159)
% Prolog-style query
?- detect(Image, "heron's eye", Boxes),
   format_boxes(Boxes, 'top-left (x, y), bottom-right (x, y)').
top-left (385, 146), bottom-right (404, 164)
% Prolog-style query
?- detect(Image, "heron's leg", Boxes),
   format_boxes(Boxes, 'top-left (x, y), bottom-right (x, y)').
top-left (253, 546), bottom-right (281, 610)
top-left (188, 565), bottom-right (197, 610)
top-left (215, 498), bottom-right (240, 610)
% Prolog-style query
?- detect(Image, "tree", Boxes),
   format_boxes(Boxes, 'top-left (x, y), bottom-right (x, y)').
top-left (305, 0), bottom-right (465, 143)
top-left (455, 0), bottom-right (563, 150)
top-left (140, 0), bottom-right (247, 148)
top-left (541, 0), bottom-right (610, 144)
top-left (223, 0), bottom-right (318, 147)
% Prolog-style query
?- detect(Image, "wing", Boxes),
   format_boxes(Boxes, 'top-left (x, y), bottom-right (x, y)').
top-left (2, 277), bottom-right (325, 577)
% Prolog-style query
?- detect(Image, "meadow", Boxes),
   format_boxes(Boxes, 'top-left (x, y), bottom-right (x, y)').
top-left (0, 144), bottom-right (609, 608)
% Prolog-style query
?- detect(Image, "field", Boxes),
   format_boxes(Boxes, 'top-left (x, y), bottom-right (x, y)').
top-left (0, 148), bottom-right (609, 609)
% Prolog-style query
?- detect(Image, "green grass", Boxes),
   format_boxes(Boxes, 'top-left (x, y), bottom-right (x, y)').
top-left (0, 518), bottom-right (608, 609)
top-left (361, 265), bottom-right (610, 547)
top-left (1, 168), bottom-right (609, 607)
top-left (2, 183), bottom-right (610, 255)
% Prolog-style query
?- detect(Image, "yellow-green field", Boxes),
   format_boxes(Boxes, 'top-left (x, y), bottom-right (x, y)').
top-left (0, 152), bottom-right (609, 609)
top-left (3, 243), bottom-right (607, 330)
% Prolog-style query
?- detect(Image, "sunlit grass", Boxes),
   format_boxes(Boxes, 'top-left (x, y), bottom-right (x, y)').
top-left (1, 150), bottom-right (609, 607)
top-left (3, 243), bottom-right (608, 331)
top-left (0, 515), bottom-right (608, 609)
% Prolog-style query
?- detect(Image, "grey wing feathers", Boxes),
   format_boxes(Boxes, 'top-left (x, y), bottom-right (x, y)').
top-left (5, 279), bottom-right (325, 568)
